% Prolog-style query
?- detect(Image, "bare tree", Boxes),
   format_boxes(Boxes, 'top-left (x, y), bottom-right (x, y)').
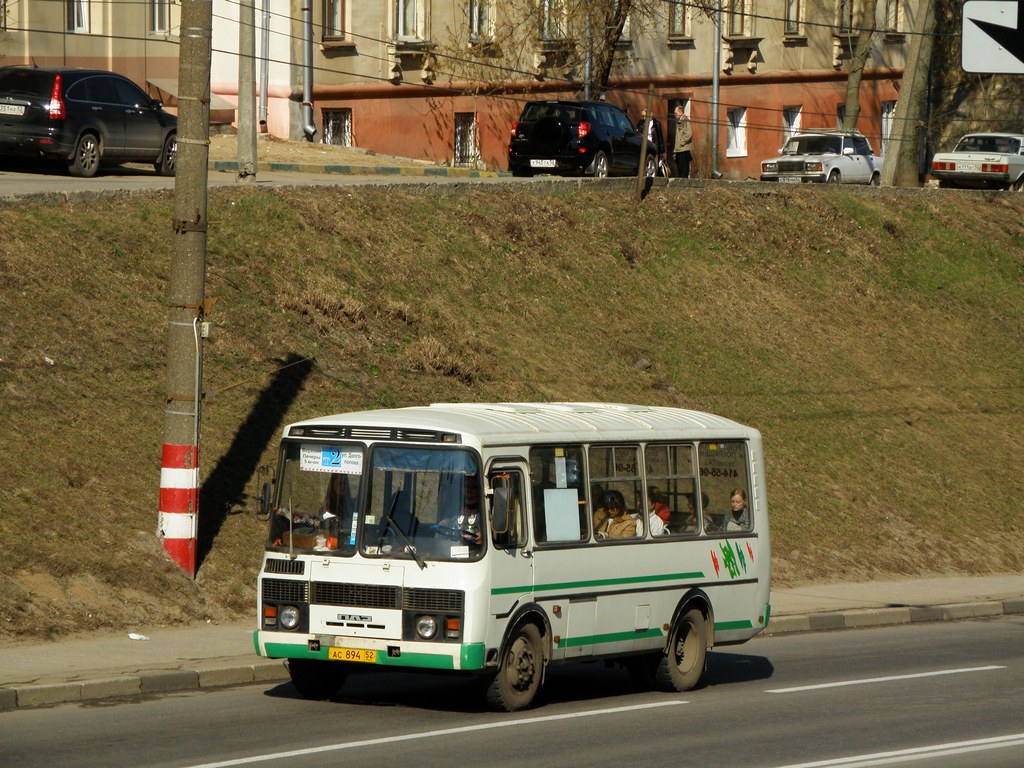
top-left (841, 0), bottom-right (879, 131)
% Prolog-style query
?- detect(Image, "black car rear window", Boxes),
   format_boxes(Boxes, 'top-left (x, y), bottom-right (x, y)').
top-left (520, 103), bottom-right (582, 123)
top-left (0, 68), bottom-right (54, 98)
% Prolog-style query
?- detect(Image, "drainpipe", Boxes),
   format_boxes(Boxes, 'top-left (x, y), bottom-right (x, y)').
top-left (711, 0), bottom-right (722, 179)
top-left (258, 0), bottom-right (269, 128)
top-left (301, 2), bottom-right (316, 140)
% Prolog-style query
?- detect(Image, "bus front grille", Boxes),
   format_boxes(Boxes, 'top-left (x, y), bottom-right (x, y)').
top-left (262, 578), bottom-right (309, 603)
top-left (264, 558), bottom-right (305, 575)
top-left (404, 587), bottom-right (464, 612)
top-left (312, 582), bottom-right (401, 609)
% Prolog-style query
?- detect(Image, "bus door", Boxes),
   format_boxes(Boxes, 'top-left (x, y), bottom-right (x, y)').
top-left (485, 465), bottom-right (533, 636)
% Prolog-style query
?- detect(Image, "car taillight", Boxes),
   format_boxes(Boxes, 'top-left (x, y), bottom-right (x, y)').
top-left (510, 120), bottom-right (518, 139)
top-left (932, 161), bottom-right (953, 171)
top-left (48, 74), bottom-right (65, 119)
top-left (982, 163), bottom-right (1008, 173)
top-left (577, 121), bottom-right (591, 139)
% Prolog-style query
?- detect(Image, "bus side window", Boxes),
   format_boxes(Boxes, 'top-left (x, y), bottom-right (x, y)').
top-left (696, 441), bottom-right (752, 533)
top-left (529, 446), bottom-right (587, 544)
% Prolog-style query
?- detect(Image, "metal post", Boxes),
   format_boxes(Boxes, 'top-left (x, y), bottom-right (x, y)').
top-left (159, 0), bottom-right (213, 577)
top-left (711, 0), bottom-right (722, 179)
top-left (237, 0), bottom-right (258, 181)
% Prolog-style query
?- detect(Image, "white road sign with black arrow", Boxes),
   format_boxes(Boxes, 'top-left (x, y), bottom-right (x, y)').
top-left (962, 0), bottom-right (1024, 73)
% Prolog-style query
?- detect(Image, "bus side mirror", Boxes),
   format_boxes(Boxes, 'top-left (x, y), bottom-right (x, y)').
top-left (258, 482), bottom-right (272, 520)
top-left (490, 486), bottom-right (510, 534)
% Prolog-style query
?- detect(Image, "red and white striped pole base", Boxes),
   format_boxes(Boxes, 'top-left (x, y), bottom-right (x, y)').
top-left (159, 443), bottom-right (198, 576)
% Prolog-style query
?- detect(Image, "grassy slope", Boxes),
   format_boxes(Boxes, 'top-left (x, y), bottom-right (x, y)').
top-left (1, 182), bottom-right (1021, 640)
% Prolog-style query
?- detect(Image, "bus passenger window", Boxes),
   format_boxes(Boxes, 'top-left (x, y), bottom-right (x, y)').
top-left (530, 445), bottom-right (587, 543)
top-left (696, 441), bottom-right (752, 533)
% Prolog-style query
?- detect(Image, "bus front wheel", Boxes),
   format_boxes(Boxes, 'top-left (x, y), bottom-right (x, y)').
top-left (486, 623), bottom-right (543, 711)
top-left (288, 658), bottom-right (348, 699)
top-left (655, 608), bottom-right (708, 692)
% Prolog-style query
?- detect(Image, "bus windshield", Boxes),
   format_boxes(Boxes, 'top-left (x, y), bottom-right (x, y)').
top-left (361, 446), bottom-right (484, 563)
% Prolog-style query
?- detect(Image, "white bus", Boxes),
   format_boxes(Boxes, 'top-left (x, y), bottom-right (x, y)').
top-left (254, 402), bottom-right (771, 711)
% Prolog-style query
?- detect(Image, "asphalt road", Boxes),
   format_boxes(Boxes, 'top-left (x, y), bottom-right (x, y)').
top-left (1, 616), bottom-right (1021, 768)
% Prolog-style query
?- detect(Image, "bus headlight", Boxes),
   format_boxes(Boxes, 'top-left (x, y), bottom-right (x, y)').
top-left (279, 605), bottom-right (301, 630)
top-left (415, 615), bottom-right (438, 640)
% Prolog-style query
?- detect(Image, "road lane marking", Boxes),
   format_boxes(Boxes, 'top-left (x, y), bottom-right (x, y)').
top-left (765, 665), bottom-right (1005, 693)
top-left (180, 700), bottom-right (686, 768)
top-left (770, 733), bottom-right (1024, 767)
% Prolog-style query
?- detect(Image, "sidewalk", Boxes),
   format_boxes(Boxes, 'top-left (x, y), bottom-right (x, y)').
top-left (2, 574), bottom-right (1021, 711)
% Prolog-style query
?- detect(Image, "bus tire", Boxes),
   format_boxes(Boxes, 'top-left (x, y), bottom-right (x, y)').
top-left (655, 608), bottom-right (708, 692)
top-left (287, 658), bottom-right (348, 699)
top-left (486, 622), bottom-right (543, 711)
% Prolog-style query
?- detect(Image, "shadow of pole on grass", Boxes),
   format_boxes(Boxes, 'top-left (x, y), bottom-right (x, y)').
top-left (196, 353), bottom-right (315, 570)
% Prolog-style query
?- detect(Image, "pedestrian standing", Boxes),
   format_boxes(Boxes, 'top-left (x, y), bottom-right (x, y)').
top-left (673, 104), bottom-right (694, 179)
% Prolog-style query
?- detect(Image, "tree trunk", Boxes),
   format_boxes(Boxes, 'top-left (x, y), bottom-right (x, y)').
top-left (843, 0), bottom-right (878, 131)
top-left (590, 0), bottom-right (633, 99)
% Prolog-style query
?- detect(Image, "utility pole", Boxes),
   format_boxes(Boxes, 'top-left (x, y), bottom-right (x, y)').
top-left (159, 0), bottom-right (213, 577)
top-left (881, 0), bottom-right (936, 186)
top-left (237, 0), bottom-right (258, 182)
top-left (635, 84), bottom-right (655, 201)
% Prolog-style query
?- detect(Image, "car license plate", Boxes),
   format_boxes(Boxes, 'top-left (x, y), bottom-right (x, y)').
top-left (0, 104), bottom-right (25, 116)
top-left (779, 176), bottom-right (801, 183)
top-left (530, 159), bottom-right (556, 168)
top-left (327, 647), bottom-right (376, 663)
top-left (955, 161), bottom-right (978, 172)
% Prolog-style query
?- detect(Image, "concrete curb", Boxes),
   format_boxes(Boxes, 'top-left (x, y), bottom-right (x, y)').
top-left (2, 599), bottom-right (1021, 711)
top-left (209, 159), bottom-right (505, 178)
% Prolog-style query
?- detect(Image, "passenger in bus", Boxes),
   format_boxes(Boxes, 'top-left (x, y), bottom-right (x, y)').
top-left (318, 472), bottom-right (354, 548)
top-left (647, 488), bottom-right (672, 535)
top-left (725, 488), bottom-right (751, 531)
top-left (593, 490), bottom-right (638, 539)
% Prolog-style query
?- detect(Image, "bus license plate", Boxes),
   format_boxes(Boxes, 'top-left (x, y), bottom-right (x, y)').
top-left (327, 647), bottom-right (376, 663)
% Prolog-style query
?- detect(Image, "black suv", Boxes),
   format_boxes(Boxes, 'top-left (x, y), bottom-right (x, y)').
top-left (508, 99), bottom-right (654, 178)
top-left (0, 66), bottom-right (177, 177)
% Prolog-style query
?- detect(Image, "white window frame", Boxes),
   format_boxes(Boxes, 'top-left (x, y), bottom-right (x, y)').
top-left (783, 105), bottom-right (802, 140)
top-left (727, 0), bottom-right (753, 36)
top-left (396, 0), bottom-right (424, 41)
top-left (323, 108), bottom-right (353, 147)
top-left (324, 0), bottom-right (345, 38)
top-left (884, 0), bottom-right (902, 31)
top-left (468, 0), bottom-right (491, 42)
top-left (726, 107), bottom-right (747, 157)
top-left (151, 0), bottom-right (169, 34)
top-left (784, 0), bottom-right (801, 34)
top-left (880, 100), bottom-right (896, 155)
top-left (68, 0), bottom-right (89, 32)
top-left (454, 112), bottom-right (478, 167)
top-left (540, 0), bottom-right (566, 40)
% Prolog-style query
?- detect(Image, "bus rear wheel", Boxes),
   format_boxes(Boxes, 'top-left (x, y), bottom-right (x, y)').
top-left (288, 658), bottom-right (348, 699)
top-left (655, 608), bottom-right (708, 692)
top-left (486, 623), bottom-right (543, 711)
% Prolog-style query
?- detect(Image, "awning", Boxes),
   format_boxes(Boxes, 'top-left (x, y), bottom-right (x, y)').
top-left (147, 78), bottom-right (237, 112)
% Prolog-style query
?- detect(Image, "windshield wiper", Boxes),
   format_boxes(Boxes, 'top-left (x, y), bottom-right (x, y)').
top-left (378, 491), bottom-right (426, 570)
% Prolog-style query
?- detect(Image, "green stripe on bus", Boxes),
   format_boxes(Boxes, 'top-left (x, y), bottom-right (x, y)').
top-left (491, 571), bottom-right (705, 596)
top-left (713, 619), bottom-right (755, 631)
top-left (262, 641), bottom-right (486, 671)
top-left (558, 627), bottom-right (665, 648)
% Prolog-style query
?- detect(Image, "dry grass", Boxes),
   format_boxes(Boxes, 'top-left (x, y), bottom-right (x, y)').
top-left (1, 182), bottom-right (1022, 640)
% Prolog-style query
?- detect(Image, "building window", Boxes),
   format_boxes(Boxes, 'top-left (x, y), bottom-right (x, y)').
top-left (784, 0), bottom-right (801, 34)
top-left (468, 0), bottom-right (491, 42)
top-left (668, 0), bottom-right (689, 37)
top-left (396, 0), bottom-right (422, 40)
top-left (884, 0), bottom-right (902, 31)
top-left (727, 0), bottom-right (752, 36)
top-left (324, 0), bottom-right (345, 38)
top-left (454, 112), bottom-right (478, 166)
top-left (1, 0), bottom-right (7, 31)
top-left (783, 105), bottom-right (802, 140)
top-left (837, 0), bottom-right (854, 32)
top-left (151, 0), bottom-right (169, 34)
top-left (880, 100), bottom-right (896, 154)
top-left (67, 0), bottom-right (89, 32)
top-left (726, 107), bottom-right (747, 157)
top-left (323, 109), bottom-right (352, 147)
top-left (836, 104), bottom-right (846, 129)
top-left (540, 0), bottom-right (566, 40)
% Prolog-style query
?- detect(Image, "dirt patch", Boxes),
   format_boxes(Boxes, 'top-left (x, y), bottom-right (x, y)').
top-left (206, 133), bottom-right (440, 168)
